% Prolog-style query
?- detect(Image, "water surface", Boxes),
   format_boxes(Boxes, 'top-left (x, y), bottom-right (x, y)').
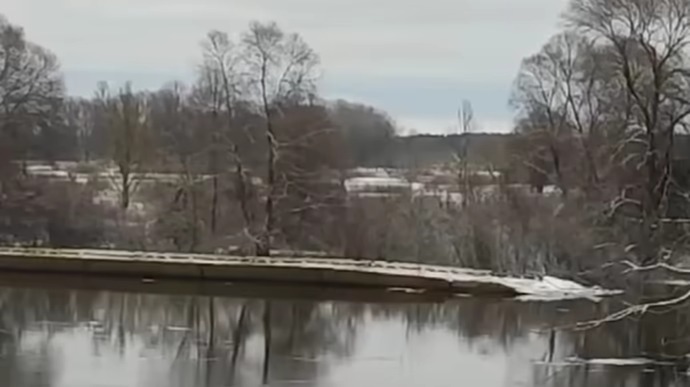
top-left (0, 274), bottom-right (687, 387)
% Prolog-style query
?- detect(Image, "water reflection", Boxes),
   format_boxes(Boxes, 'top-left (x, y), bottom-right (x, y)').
top-left (0, 277), bottom-right (687, 387)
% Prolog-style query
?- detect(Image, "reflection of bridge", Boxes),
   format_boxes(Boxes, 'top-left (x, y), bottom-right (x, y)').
top-left (0, 247), bottom-right (609, 299)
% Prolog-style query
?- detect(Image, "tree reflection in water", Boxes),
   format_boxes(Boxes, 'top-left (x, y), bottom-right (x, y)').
top-left (0, 283), bottom-right (686, 386)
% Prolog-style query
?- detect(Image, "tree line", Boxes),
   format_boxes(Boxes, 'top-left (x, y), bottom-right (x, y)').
top-left (0, 15), bottom-right (398, 254)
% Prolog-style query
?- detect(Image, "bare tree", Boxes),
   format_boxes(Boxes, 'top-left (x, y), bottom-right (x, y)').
top-left (0, 14), bottom-right (63, 167)
top-left (63, 97), bottom-right (96, 162)
top-left (566, 0), bottom-right (690, 263)
top-left (241, 21), bottom-right (320, 256)
top-left (198, 31), bottom-right (245, 235)
top-left (456, 100), bottom-right (475, 207)
top-left (97, 82), bottom-right (151, 210)
top-left (512, 35), bottom-right (581, 197)
top-left (148, 83), bottom-right (207, 251)
top-left (196, 30), bottom-right (266, 253)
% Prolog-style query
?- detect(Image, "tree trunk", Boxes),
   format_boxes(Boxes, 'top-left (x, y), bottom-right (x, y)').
top-left (121, 172), bottom-right (130, 210)
top-left (211, 174), bottom-right (218, 233)
top-left (259, 130), bottom-right (275, 257)
top-left (209, 129), bottom-right (221, 234)
top-left (549, 143), bottom-right (568, 198)
top-left (190, 183), bottom-right (200, 252)
top-left (258, 62), bottom-right (275, 257)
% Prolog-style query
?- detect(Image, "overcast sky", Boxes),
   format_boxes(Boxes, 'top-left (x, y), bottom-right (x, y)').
top-left (5, 0), bottom-right (568, 134)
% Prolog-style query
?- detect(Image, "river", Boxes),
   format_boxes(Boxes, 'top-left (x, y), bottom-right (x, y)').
top-left (0, 274), bottom-right (687, 387)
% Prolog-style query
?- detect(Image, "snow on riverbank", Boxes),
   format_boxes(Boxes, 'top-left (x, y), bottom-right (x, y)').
top-left (424, 267), bottom-right (620, 301)
top-left (506, 276), bottom-right (622, 302)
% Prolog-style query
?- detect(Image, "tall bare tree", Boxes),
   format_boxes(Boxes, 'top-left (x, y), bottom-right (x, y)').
top-left (512, 34), bottom-right (582, 197)
top-left (566, 0), bottom-right (690, 263)
top-left (197, 31), bottom-right (245, 235)
top-left (241, 21), bottom-right (320, 256)
top-left (148, 83), bottom-right (207, 251)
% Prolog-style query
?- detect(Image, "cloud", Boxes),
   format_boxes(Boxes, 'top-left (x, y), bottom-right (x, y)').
top-left (6, 0), bottom-right (567, 133)
top-left (6, 0), bottom-right (565, 75)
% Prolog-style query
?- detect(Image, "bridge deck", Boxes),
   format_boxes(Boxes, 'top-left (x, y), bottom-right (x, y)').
top-left (0, 247), bottom-right (603, 298)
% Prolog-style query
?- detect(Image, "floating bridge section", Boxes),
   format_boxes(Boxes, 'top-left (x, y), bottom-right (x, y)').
top-left (0, 247), bottom-right (608, 298)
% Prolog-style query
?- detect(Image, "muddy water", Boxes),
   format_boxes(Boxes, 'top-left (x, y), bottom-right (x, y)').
top-left (0, 275), bottom-right (687, 387)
